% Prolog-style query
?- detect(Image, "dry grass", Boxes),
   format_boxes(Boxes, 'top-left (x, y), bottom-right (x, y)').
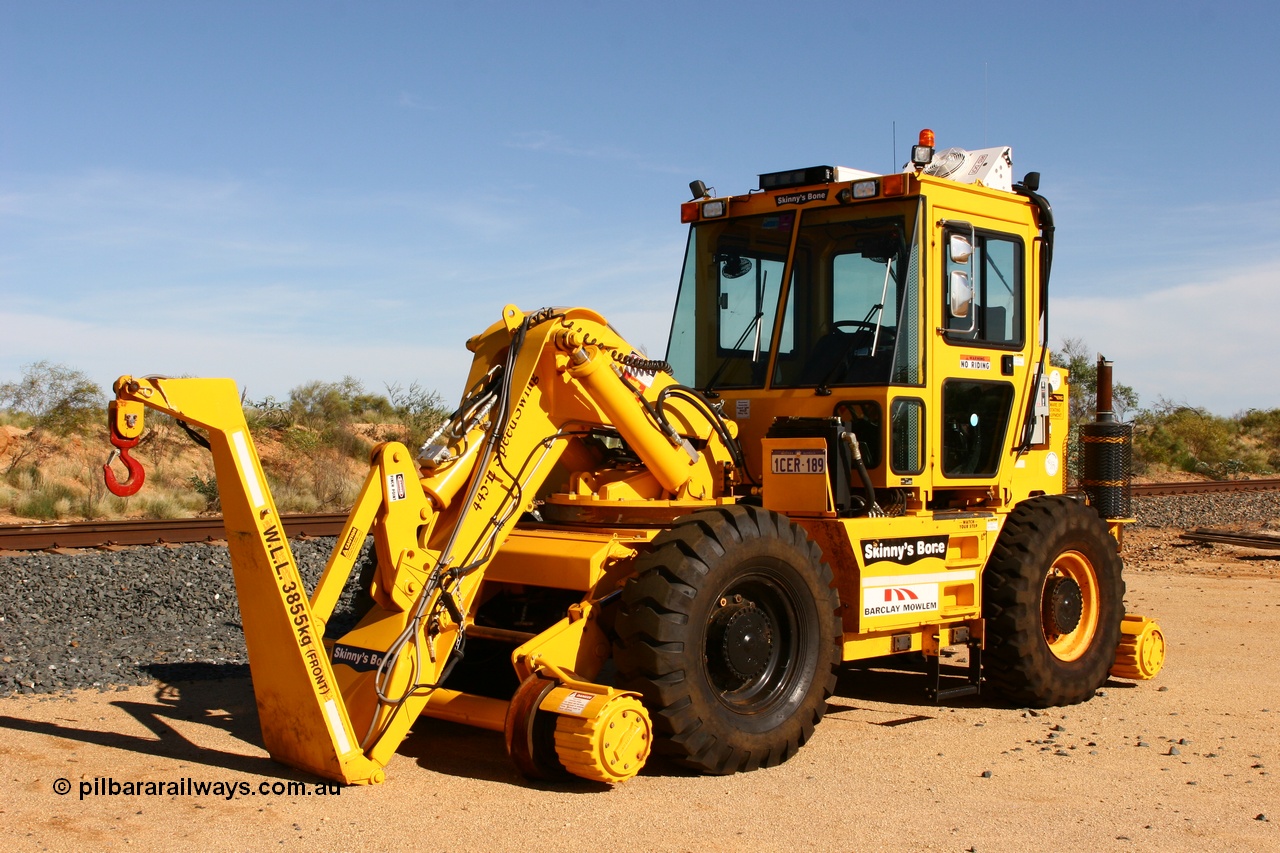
top-left (0, 419), bottom-right (371, 523)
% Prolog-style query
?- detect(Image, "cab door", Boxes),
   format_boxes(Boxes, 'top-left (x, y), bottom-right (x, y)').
top-left (930, 207), bottom-right (1032, 498)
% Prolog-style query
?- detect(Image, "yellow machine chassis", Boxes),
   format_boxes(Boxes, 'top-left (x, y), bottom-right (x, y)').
top-left (101, 143), bottom-right (1165, 786)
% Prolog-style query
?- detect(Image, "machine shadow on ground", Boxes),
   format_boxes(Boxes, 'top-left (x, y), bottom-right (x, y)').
top-left (0, 667), bottom-right (300, 779)
top-left (401, 715), bottom-right (705, 789)
top-left (829, 656), bottom-right (1138, 720)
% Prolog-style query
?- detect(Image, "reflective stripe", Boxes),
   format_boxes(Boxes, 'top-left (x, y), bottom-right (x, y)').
top-left (231, 430), bottom-right (266, 509)
top-left (324, 698), bottom-right (352, 755)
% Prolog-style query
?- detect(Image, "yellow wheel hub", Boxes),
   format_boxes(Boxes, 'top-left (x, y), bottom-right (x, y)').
top-left (553, 694), bottom-right (652, 784)
top-left (1042, 550), bottom-right (1100, 662)
top-left (1111, 613), bottom-right (1166, 680)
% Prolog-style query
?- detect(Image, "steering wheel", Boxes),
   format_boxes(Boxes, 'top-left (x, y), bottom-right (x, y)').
top-left (831, 321), bottom-right (895, 349)
top-left (831, 320), bottom-right (877, 333)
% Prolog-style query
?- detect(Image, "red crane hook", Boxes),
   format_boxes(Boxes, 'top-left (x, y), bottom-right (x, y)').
top-left (103, 432), bottom-right (146, 497)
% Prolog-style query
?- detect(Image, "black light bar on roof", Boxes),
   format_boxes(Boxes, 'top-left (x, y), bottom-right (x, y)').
top-left (759, 166), bottom-right (835, 191)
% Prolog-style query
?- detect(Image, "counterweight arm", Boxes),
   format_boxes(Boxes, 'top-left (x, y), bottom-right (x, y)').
top-left (106, 376), bottom-right (385, 784)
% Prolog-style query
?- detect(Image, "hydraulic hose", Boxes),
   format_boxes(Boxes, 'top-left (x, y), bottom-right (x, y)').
top-left (1014, 179), bottom-right (1055, 453)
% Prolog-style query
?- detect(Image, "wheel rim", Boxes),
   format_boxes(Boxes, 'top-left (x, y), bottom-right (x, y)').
top-left (703, 566), bottom-right (809, 714)
top-left (1041, 550), bottom-right (1100, 661)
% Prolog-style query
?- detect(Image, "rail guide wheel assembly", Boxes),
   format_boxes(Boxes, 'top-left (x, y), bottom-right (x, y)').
top-left (551, 690), bottom-right (651, 784)
top-left (505, 668), bottom-right (652, 785)
top-left (1109, 613), bottom-right (1166, 680)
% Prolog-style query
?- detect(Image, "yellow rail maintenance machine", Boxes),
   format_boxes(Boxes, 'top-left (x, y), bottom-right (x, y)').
top-left (105, 130), bottom-right (1165, 786)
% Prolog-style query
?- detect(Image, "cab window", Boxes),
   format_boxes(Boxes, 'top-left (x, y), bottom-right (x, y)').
top-left (944, 231), bottom-right (1023, 348)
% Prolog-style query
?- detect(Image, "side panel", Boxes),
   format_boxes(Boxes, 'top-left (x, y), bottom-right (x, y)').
top-left (800, 512), bottom-right (1002, 660)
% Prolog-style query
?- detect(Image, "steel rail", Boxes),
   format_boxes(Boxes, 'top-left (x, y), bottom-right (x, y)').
top-left (1179, 528), bottom-right (1280, 550)
top-left (4, 477), bottom-right (1280, 552)
top-left (1130, 477), bottom-right (1280, 497)
top-left (0, 512), bottom-right (347, 552)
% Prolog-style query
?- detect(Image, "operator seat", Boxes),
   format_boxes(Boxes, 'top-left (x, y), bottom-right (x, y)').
top-left (798, 327), bottom-right (895, 386)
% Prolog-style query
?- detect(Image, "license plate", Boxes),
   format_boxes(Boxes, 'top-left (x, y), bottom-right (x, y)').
top-left (770, 449), bottom-right (826, 475)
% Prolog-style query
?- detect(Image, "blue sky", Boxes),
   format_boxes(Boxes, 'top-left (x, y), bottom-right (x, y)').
top-left (3, 1), bottom-right (1279, 414)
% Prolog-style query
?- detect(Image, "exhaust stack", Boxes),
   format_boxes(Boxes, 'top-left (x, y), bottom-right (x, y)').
top-left (1080, 355), bottom-right (1133, 519)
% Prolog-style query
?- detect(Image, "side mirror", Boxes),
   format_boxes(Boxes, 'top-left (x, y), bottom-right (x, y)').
top-left (949, 271), bottom-right (973, 319)
top-left (948, 233), bottom-right (972, 264)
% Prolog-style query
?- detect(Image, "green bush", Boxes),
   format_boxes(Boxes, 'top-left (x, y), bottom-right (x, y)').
top-left (15, 481), bottom-right (77, 520)
top-left (6, 464), bottom-right (42, 491)
top-left (386, 381), bottom-right (450, 450)
top-left (282, 425), bottom-right (322, 454)
top-left (0, 361), bottom-right (104, 435)
top-left (322, 425), bottom-right (374, 462)
top-left (190, 473), bottom-right (220, 512)
top-left (287, 377), bottom-right (373, 429)
top-left (1239, 408), bottom-right (1280, 470)
top-left (1132, 400), bottom-right (1270, 478)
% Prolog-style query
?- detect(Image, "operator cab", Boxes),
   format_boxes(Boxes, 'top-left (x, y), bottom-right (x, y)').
top-left (670, 203), bottom-right (921, 395)
top-left (666, 132), bottom-right (1053, 512)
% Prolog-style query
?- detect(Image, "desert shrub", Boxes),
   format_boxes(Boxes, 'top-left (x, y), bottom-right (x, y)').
top-left (0, 410), bottom-right (35, 428)
top-left (0, 481), bottom-right (17, 512)
top-left (386, 381), bottom-right (450, 450)
top-left (73, 469), bottom-right (113, 519)
top-left (1132, 399), bottom-right (1270, 478)
top-left (139, 492), bottom-right (202, 519)
top-left (6, 464), bottom-right (42, 491)
top-left (15, 481), bottom-right (77, 520)
top-left (288, 377), bottom-right (366, 429)
top-left (282, 425), bottom-right (322, 455)
top-left (322, 425), bottom-right (374, 462)
top-left (1238, 408), bottom-right (1280, 470)
top-left (190, 474), bottom-right (220, 512)
top-left (244, 394), bottom-right (292, 431)
top-left (0, 361), bottom-right (105, 435)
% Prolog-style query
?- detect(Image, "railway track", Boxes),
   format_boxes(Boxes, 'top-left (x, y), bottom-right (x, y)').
top-left (3, 478), bottom-right (1279, 552)
top-left (1130, 477), bottom-right (1280, 496)
top-left (0, 512), bottom-right (347, 552)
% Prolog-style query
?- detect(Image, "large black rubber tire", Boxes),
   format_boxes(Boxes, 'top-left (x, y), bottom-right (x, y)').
top-left (983, 495), bottom-right (1125, 707)
top-left (614, 505), bottom-right (841, 774)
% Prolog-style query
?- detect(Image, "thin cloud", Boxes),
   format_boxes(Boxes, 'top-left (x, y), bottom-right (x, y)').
top-left (1054, 258), bottom-right (1280, 414)
top-left (0, 308), bottom-right (474, 406)
top-left (395, 91), bottom-right (432, 111)
top-left (507, 131), bottom-right (686, 175)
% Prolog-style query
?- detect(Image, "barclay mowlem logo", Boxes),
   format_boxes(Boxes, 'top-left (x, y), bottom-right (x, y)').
top-left (863, 583), bottom-right (940, 618)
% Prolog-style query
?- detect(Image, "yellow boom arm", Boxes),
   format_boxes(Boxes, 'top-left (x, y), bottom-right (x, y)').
top-left (106, 305), bottom-right (739, 784)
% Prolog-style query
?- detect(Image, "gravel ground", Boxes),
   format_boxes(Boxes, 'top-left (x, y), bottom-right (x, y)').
top-left (2, 569), bottom-right (1275, 852)
top-left (1, 491), bottom-right (1277, 699)
top-left (1133, 490), bottom-right (1280, 529)
top-left (0, 538), bottom-right (370, 697)
top-left (2, 496), bottom-right (1277, 851)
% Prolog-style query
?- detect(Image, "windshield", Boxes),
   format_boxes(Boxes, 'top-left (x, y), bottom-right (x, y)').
top-left (773, 204), bottom-right (920, 388)
top-left (667, 200), bottom-right (920, 391)
top-left (667, 212), bottom-right (795, 389)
